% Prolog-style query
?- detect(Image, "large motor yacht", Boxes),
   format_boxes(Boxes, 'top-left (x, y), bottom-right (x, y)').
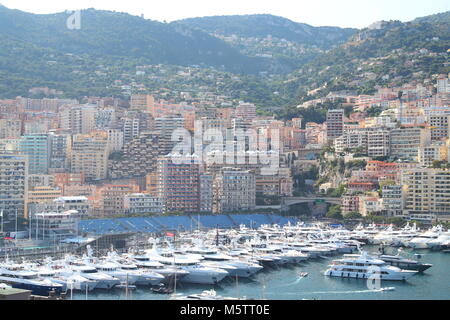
top-left (324, 252), bottom-right (418, 281)
top-left (0, 264), bottom-right (64, 296)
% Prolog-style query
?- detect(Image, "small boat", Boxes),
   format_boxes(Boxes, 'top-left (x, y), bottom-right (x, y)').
top-left (299, 272), bottom-right (308, 278)
top-left (151, 285), bottom-right (174, 294)
top-left (379, 287), bottom-right (395, 292)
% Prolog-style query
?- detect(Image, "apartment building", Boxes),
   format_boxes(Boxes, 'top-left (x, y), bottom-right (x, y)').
top-left (402, 168), bottom-right (450, 218)
top-left (154, 115), bottom-right (185, 143)
top-left (19, 133), bottom-right (51, 174)
top-left (108, 132), bottom-right (171, 179)
top-left (334, 128), bottom-right (368, 153)
top-left (418, 141), bottom-right (448, 167)
top-left (428, 115), bottom-right (450, 142)
top-left (97, 184), bottom-right (140, 216)
top-left (213, 168), bottom-right (256, 213)
top-left (130, 94), bottom-right (155, 113)
top-left (48, 132), bottom-right (72, 172)
top-left (342, 194), bottom-right (360, 216)
top-left (124, 193), bottom-right (164, 215)
top-left (0, 153), bottom-right (28, 220)
top-left (0, 119), bottom-right (22, 138)
top-left (71, 131), bottom-right (109, 181)
top-left (367, 129), bottom-right (391, 157)
top-left (60, 104), bottom-right (97, 134)
top-left (27, 186), bottom-right (62, 205)
top-left (199, 174), bottom-right (214, 213)
top-left (390, 126), bottom-right (431, 160)
top-left (256, 168), bottom-right (293, 197)
top-left (326, 109), bottom-right (344, 142)
top-left (156, 155), bottom-right (200, 213)
top-left (381, 185), bottom-right (404, 217)
top-left (235, 102), bottom-right (257, 121)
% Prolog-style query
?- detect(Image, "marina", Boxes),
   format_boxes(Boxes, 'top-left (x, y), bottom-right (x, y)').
top-left (0, 221), bottom-right (449, 300)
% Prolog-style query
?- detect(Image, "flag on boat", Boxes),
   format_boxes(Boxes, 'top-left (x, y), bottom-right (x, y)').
top-left (165, 232), bottom-right (175, 237)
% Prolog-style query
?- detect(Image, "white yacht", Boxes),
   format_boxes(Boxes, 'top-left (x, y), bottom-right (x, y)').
top-left (183, 246), bottom-right (263, 277)
top-left (426, 231), bottom-right (450, 250)
top-left (90, 261), bottom-right (142, 285)
top-left (103, 253), bottom-right (165, 286)
top-left (62, 257), bottom-right (121, 290)
top-left (36, 267), bottom-right (98, 292)
top-left (324, 252), bottom-right (418, 281)
top-left (409, 227), bottom-right (443, 249)
top-left (25, 258), bottom-right (99, 292)
top-left (145, 248), bottom-right (229, 285)
top-left (0, 264), bottom-right (64, 296)
top-left (128, 253), bottom-right (190, 282)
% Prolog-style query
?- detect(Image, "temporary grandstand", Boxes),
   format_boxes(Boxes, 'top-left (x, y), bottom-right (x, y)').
top-left (79, 214), bottom-right (300, 236)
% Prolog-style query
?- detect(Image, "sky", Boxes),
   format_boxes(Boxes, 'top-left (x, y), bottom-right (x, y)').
top-left (1, 0), bottom-right (449, 28)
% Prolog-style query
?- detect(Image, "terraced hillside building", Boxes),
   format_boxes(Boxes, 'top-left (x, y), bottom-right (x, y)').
top-left (108, 131), bottom-right (173, 179)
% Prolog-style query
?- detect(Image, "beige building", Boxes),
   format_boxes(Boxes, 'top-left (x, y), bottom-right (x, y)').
top-left (213, 168), bottom-right (256, 213)
top-left (402, 168), bottom-right (450, 218)
top-left (130, 94), bottom-right (155, 113)
top-left (0, 119), bottom-right (22, 138)
top-left (367, 129), bottom-right (391, 157)
top-left (428, 115), bottom-right (450, 142)
top-left (418, 141), bottom-right (448, 167)
top-left (359, 195), bottom-right (382, 217)
top-left (390, 126), bottom-right (431, 160)
top-left (27, 186), bottom-right (62, 205)
top-left (60, 104), bottom-right (97, 134)
top-left (71, 131), bottom-right (109, 181)
top-left (256, 168), bottom-right (293, 197)
top-left (97, 184), bottom-right (140, 216)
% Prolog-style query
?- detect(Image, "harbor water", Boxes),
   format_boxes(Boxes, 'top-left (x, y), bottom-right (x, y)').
top-left (72, 247), bottom-right (450, 300)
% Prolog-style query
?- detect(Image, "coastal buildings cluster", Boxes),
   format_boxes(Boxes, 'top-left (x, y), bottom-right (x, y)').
top-left (0, 73), bottom-right (449, 240)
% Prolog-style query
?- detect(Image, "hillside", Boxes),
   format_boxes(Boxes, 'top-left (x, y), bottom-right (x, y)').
top-left (178, 14), bottom-right (356, 48)
top-left (281, 17), bottom-right (450, 111)
top-left (178, 14), bottom-right (357, 73)
top-left (0, 6), bottom-right (270, 75)
top-left (0, 5), bottom-right (449, 107)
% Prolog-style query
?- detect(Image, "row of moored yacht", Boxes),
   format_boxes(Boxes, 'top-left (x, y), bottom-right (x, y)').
top-left (0, 221), bottom-right (442, 296)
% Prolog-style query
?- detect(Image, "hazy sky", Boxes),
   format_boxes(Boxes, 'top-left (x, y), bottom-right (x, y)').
top-left (1, 0), bottom-right (449, 28)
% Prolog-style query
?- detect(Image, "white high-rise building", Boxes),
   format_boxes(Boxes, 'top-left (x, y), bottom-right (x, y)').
top-left (0, 153), bottom-right (28, 220)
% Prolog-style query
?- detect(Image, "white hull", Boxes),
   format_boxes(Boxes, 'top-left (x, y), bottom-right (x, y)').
top-left (409, 241), bottom-right (430, 249)
top-left (324, 269), bottom-right (416, 281)
top-left (180, 269), bottom-right (228, 285)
